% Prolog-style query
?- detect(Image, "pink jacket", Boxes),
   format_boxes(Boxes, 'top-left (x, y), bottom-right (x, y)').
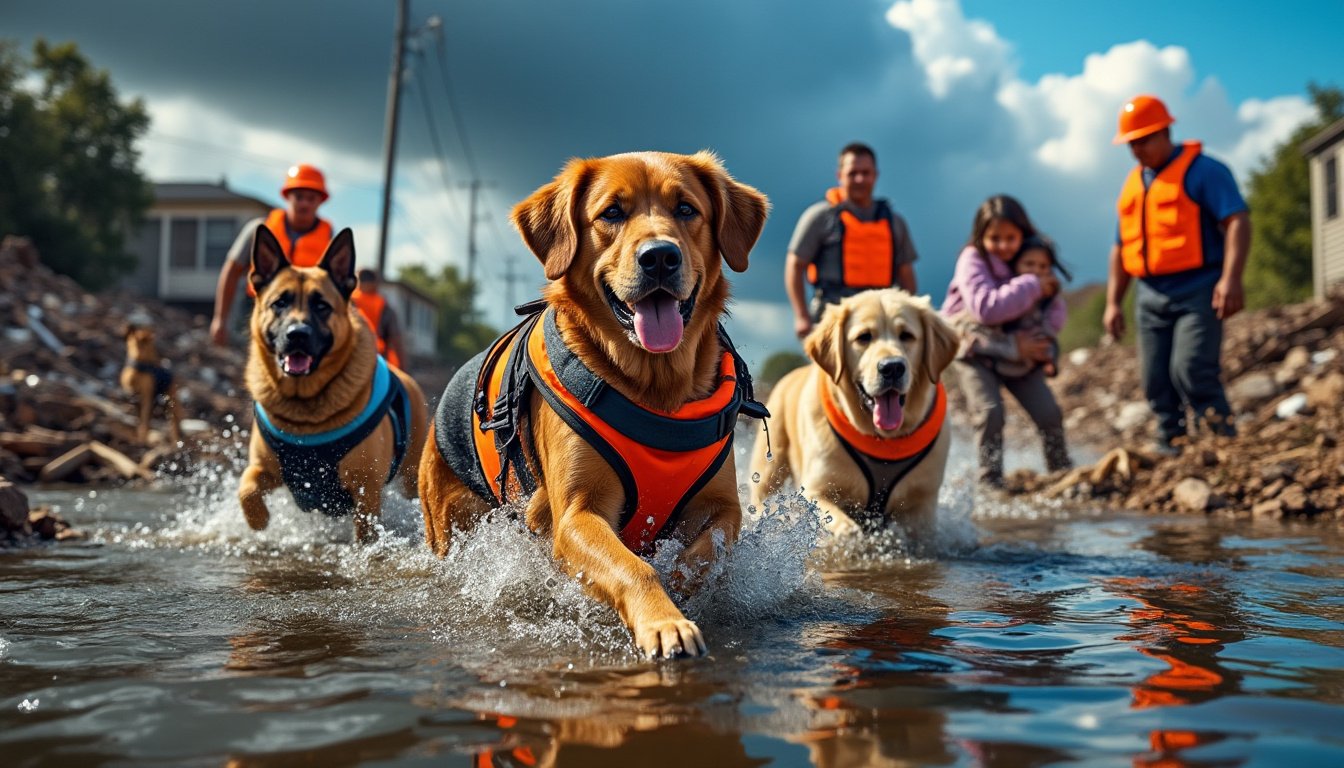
top-left (940, 246), bottom-right (1065, 333)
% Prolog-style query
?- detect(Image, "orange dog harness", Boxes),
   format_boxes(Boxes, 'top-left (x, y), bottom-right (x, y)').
top-left (435, 302), bottom-right (767, 553)
top-left (819, 369), bottom-right (946, 527)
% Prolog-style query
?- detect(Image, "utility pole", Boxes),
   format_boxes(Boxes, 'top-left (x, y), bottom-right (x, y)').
top-left (376, 0), bottom-right (408, 277)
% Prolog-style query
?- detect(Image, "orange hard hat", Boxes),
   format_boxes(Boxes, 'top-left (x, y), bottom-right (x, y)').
top-left (1113, 95), bottom-right (1175, 145)
top-left (280, 163), bottom-right (329, 201)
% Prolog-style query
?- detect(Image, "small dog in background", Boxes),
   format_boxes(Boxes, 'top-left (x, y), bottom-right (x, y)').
top-left (120, 321), bottom-right (184, 445)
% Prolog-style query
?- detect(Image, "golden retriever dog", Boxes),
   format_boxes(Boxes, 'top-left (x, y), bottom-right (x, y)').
top-left (750, 289), bottom-right (959, 540)
top-left (419, 151), bottom-right (769, 657)
top-left (240, 226), bottom-right (428, 542)
top-left (120, 323), bottom-right (185, 445)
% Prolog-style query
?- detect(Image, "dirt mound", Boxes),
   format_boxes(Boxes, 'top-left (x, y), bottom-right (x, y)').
top-left (0, 236), bottom-right (250, 484)
top-left (1001, 286), bottom-right (1344, 519)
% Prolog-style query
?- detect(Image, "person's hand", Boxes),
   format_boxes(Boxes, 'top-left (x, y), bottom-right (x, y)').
top-left (1213, 276), bottom-right (1244, 320)
top-left (794, 314), bottom-right (813, 339)
top-left (210, 317), bottom-right (230, 347)
top-left (1102, 301), bottom-right (1125, 340)
top-left (1015, 331), bottom-right (1053, 363)
top-left (1038, 273), bottom-right (1061, 298)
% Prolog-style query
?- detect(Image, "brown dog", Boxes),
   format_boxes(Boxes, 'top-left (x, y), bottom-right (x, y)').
top-left (750, 289), bottom-right (960, 540)
top-left (120, 323), bottom-right (184, 445)
top-left (240, 226), bottom-right (428, 542)
top-left (419, 151), bottom-right (769, 657)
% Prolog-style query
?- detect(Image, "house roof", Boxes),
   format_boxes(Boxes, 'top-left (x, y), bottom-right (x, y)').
top-left (385, 279), bottom-right (437, 306)
top-left (153, 181), bottom-right (273, 210)
top-left (1302, 117), bottom-right (1344, 157)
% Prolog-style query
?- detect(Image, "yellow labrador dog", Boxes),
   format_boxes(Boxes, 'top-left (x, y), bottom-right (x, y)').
top-left (750, 289), bottom-right (959, 538)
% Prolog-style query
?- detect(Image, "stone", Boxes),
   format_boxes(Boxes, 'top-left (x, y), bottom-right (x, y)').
top-left (1114, 402), bottom-right (1151, 432)
top-left (1174, 477), bottom-right (1214, 512)
top-left (0, 479), bottom-right (30, 531)
top-left (1305, 371), bottom-right (1344, 409)
top-left (1274, 393), bottom-right (1311, 420)
top-left (1227, 372), bottom-right (1279, 407)
top-left (1252, 499), bottom-right (1283, 517)
top-left (1274, 346), bottom-right (1312, 386)
top-left (1278, 484), bottom-right (1309, 514)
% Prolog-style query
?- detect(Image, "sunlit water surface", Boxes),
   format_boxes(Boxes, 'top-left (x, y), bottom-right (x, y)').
top-left (2, 436), bottom-right (1342, 767)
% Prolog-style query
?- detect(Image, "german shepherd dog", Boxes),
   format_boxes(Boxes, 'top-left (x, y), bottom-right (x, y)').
top-left (120, 323), bottom-right (185, 445)
top-left (239, 226), bottom-right (428, 541)
top-left (419, 151), bottom-right (769, 657)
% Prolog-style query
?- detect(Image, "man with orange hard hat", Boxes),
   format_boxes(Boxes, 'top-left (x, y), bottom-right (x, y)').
top-left (1103, 95), bottom-right (1251, 455)
top-left (209, 163), bottom-right (335, 346)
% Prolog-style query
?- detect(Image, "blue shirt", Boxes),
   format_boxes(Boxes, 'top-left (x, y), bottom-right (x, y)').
top-left (1116, 145), bottom-right (1248, 296)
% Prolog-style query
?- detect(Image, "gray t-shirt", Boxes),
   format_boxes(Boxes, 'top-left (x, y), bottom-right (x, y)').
top-left (787, 198), bottom-right (918, 266)
top-left (226, 217), bottom-right (266, 265)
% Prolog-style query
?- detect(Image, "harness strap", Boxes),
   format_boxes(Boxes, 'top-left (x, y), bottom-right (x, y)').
top-left (129, 360), bottom-right (174, 399)
top-left (832, 433), bottom-right (939, 531)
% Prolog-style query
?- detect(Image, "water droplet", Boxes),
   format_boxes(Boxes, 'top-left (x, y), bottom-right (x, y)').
top-left (645, 515), bottom-right (655, 525)
top-left (304, 482), bottom-right (312, 489)
top-left (24, 374), bottom-right (39, 388)
top-left (766, 451), bottom-right (774, 462)
top-left (751, 472), bottom-right (761, 483)
top-left (499, 680), bottom-right (507, 688)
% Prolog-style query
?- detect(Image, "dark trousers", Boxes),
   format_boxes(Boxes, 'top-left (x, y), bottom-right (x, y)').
top-left (1136, 280), bottom-right (1234, 442)
top-left (955, 358), bottom-right (1071, 484)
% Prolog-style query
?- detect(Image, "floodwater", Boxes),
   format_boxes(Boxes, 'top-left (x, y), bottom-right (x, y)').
top-left (2, 437), bottom-right (1343, 767)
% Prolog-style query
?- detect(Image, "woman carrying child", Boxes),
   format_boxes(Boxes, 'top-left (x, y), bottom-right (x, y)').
top-left (941, 195), bottom-right (1072, 489)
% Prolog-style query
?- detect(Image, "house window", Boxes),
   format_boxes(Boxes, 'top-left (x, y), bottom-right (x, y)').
top-left (204, 217), bottom-right (237, 268)
top-left (170, 219), bottom-right (199, 268)
top-left (1328, 155), bottom-right (1339, 220)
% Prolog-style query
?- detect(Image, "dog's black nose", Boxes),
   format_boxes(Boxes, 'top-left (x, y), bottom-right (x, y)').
top-left (637, 240), bottom-right (682, 282)
top-left (284, 323), bottom-right (313, 344)
top-left (877, 357), bottom-right (907, 382)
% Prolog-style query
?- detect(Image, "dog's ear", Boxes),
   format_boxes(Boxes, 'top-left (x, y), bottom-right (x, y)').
top-left (249, 224), bottom-right (291, 294)
top-left (318, 228), bottom-right (358, 299)
top-left (688, 151), bottom-right (769, 273)
top-left (512, 160), bottom-right (589, 280)
top-left (920, 302), bottom-right (960, 384)
top-left (804, 301), bottom-right (849, 384)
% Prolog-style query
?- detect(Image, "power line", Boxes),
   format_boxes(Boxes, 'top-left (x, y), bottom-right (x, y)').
top-left (410, 48), bottom-right (466, 228)
top-left (431, 33), bottom-right (479, 180)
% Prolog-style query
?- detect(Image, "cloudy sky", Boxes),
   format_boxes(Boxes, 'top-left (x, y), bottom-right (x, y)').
top-left (6, 0), bottom-right (1341, 361)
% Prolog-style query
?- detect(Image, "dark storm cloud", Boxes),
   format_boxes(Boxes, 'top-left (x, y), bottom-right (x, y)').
top-left (4, 0), bottom-right (1059, 307)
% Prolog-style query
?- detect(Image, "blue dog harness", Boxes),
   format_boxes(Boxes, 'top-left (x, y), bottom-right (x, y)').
top-left (254, 355), bottom-right (413, 516)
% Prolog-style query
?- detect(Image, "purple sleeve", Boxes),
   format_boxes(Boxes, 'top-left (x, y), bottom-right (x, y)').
top-left (1045, 296), bottom-right (1067, 335)
top-left (951, 251), bottom-right (1045, 325)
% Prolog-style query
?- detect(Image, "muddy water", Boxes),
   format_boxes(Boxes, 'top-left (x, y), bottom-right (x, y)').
top-left (2, 441), bottom-right (1343, 767)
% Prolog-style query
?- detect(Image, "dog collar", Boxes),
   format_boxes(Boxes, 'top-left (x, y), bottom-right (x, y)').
top-left (818, 368), bottom-right (946, 461)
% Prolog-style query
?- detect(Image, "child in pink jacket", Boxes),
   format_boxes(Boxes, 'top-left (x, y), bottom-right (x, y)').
top-left (941, 195), bottom-right (1072, 488)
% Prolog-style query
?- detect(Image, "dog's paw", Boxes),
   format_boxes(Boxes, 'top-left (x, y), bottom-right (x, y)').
top-left (241, 507), bottom-right (270, 531)
top-left (634, 617), bottom-right (707, 659)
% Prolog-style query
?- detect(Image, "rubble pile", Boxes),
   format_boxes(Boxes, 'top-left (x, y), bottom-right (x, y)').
top-left (0, 236), bottom-right (251, 484)
top-left (1005, 286), bottom-right (1344, 519)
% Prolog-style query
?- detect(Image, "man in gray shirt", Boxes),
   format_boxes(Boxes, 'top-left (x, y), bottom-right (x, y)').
top-left (785, 143), bottom-right (918, 338)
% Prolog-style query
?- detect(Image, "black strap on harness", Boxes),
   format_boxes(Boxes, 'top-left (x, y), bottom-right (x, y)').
top-left (129, 360), bottom-right (174, 399)
top-left (831, 429), bottom-right (940, 533)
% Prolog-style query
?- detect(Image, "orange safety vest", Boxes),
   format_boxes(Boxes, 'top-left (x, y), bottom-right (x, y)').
top-left (434, 303), bottom-right (766, 553)
top-left (350, 288), bottom-right (401, 370)
top-left (819, 369), bottom-right (946, 527)
top-left (248, 210), bottom-right (334, 295)
top-left (806, 187), bottom-right (896, 291)
top-left (1117, 141), bottom-right (1206, 278)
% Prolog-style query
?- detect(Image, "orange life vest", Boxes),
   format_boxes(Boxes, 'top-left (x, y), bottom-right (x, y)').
top-left (248, 209), bottom-right (333, 295)
top-left (434, 303), bottom-right (767, 553)
top-left (819, 369), bottom-right (946, 527)
top-left (806, 187), bottom-right (896, 291)
top-left (350, 288), bottom-right (401, 370)
top-left (1117, 141), bottom-right (1206, 278)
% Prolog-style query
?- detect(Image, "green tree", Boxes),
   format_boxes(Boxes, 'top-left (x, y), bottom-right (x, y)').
top-left (758, 350), bottom-right (808, 386)
top-left (1243, 83), bottom-right (1344, 308)
top-left (397, 262), bottom-right (498, 368)
top-left (0, 39), bottom-right (152, 290)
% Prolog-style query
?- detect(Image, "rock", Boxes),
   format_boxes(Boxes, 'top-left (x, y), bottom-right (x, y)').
top-left (1252, 499), bottom-right (1283, 517)
top-left (1174, 477), bottom-right (1214, 512)
top-left (1274, 346), bottom-right (1312, 386)
top-left (1274, 393), bottom-right (1311, 420)
top-left (1227, 372), bottom-right (1278, 407)
top-left (1305, 372), bottom-right (1344, 409)
top-left (1278, 484), bottom-right (1310, 514)
top-left (0, 478), bottom-right (30, 531)
top-left (1068, 348), bottom-right (1091, 367)
top-left (1114, 402), bottom-right (1151, 432)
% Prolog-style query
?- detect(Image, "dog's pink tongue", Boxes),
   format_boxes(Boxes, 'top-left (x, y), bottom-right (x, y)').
top-left (632, 293), bottom-right (683, 353)
top-left (873, 391), bottom-right (904, 432)
top-left (283, 354), bottom-right (312, 375)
